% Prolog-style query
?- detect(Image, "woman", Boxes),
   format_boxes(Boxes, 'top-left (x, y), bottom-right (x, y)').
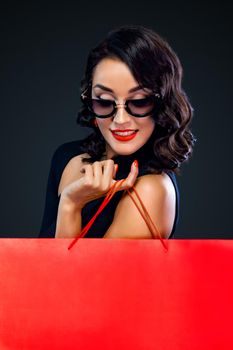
top-left (39, 24), bottom-right (195, 239)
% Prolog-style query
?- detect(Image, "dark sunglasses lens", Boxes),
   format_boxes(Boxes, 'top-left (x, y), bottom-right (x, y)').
top-left (128, 96), bottom-right (155, 116)
top-left (82, 95), bottom-right (158, 118)
top-left (91, 99), bottom-right (114, 116)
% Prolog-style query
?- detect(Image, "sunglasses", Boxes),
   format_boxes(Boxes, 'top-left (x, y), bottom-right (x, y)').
top-left (80, 92), bottom-right (161, 118)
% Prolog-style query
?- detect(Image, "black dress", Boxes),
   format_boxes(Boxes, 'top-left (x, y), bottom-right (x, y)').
top-left (39, 138), bottom-right (179, 238)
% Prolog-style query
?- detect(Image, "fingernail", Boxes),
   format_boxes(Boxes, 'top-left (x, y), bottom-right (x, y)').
top-left (133, 160), bottom-right (138, 168)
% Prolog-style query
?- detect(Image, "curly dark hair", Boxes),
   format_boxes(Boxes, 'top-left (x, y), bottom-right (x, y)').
top-left (76, 24), bottom-right (196, 174)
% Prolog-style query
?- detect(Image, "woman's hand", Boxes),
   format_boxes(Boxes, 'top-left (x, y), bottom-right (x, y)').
top-left (60, 159), bottom-right (139, 210)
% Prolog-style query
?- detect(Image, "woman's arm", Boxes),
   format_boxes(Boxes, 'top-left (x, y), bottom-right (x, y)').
top-left (103, 173), bottom-right (176, 239)
top-left (55, 158), bottom-right (139, 238)
top-left (55, 197), bottom-right (82, 238)
top-left (39, 141), bottom-right (84, 237)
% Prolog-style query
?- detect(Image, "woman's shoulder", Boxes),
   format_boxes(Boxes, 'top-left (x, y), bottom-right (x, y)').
top-left (104, 172), bottom-right (176, 239)
top-left (49, 140), bottom-right (90, 192)
top-left (135, 172), bottom-right (179, 238)
top-left (136, 172), bottom-right (176, 199)
top-left (136, 172), bottom-right (178, 219)
top-left (49, 140), bottom-right (91, 195)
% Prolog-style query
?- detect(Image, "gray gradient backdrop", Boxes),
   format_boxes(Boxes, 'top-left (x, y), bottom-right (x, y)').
top-left (0, 1), bottom-right (232, 238)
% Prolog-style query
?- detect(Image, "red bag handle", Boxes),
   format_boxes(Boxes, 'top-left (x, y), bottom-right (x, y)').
top-left (68, 179), bottom-right (168, 251)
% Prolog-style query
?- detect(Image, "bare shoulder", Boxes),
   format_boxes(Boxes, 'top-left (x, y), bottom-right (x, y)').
top-left (118, 172), bottom-right (176, 219)
top-left (135, 172), bottom-right (175, 195)
top-left (58, 153), bottom-right (91, 196)
top-left (104, 172), bottom-right (176, 239)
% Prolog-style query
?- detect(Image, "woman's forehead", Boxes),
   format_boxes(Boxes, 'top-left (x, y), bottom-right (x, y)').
top-left (93, 58), bottom-right (136, 85)
top-left (93, 83), bottom-right (151, 94)
top-left (92, 58), bottom-right (152, 96)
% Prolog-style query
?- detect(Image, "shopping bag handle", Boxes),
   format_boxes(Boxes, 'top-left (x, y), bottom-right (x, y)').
top-left (68, 179), bottom-right (168, 251)
top-left (126, 185), bottom-right (168, 250)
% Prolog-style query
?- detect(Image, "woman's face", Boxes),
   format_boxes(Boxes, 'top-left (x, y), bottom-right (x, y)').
top-left (92, 58), bottom-right (156, 158)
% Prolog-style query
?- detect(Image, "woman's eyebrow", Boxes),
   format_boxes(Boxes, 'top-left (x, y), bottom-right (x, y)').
top-left (93, 84), bottom-right (143, 93)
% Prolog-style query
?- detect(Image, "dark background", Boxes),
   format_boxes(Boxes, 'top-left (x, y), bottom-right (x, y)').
top-left (0, 1), bottom-right (232, 238)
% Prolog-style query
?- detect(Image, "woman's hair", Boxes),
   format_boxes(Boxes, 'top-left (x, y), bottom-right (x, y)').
top-left (76, 24), bottom-right (196, 174)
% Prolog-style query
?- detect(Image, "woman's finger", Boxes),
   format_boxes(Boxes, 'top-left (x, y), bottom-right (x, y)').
top-left (82, 164), bottom-right (94, 186)
top-left (113, 163), bottom-right (118, 178)
top-left (102, 159), bottom-right (115, 189)
top-left (123, 161), bottom-right (139, 188)
top-left (110, 160), bottom-right (139, 192)
top-left (92, 161), bottom-right (103, 188)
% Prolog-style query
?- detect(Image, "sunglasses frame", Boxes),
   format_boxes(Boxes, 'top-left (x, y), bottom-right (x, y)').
top-left (80, 90), bottom-right (161, 118)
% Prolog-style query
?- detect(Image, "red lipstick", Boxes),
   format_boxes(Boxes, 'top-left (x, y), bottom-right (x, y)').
top-left (111, 130), bottom-right (138, 141)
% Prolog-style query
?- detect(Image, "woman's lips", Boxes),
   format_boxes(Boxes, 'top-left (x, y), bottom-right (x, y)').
top-left (111, 130), bottom-right (138, 141)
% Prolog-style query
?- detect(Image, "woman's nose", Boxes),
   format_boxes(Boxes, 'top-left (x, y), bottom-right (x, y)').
top-left (113, 104), bottom-right (131, 123)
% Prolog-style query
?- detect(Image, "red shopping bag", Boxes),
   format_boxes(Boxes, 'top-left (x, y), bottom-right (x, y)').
top-left (0, 238), bottom-right (233, 350)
